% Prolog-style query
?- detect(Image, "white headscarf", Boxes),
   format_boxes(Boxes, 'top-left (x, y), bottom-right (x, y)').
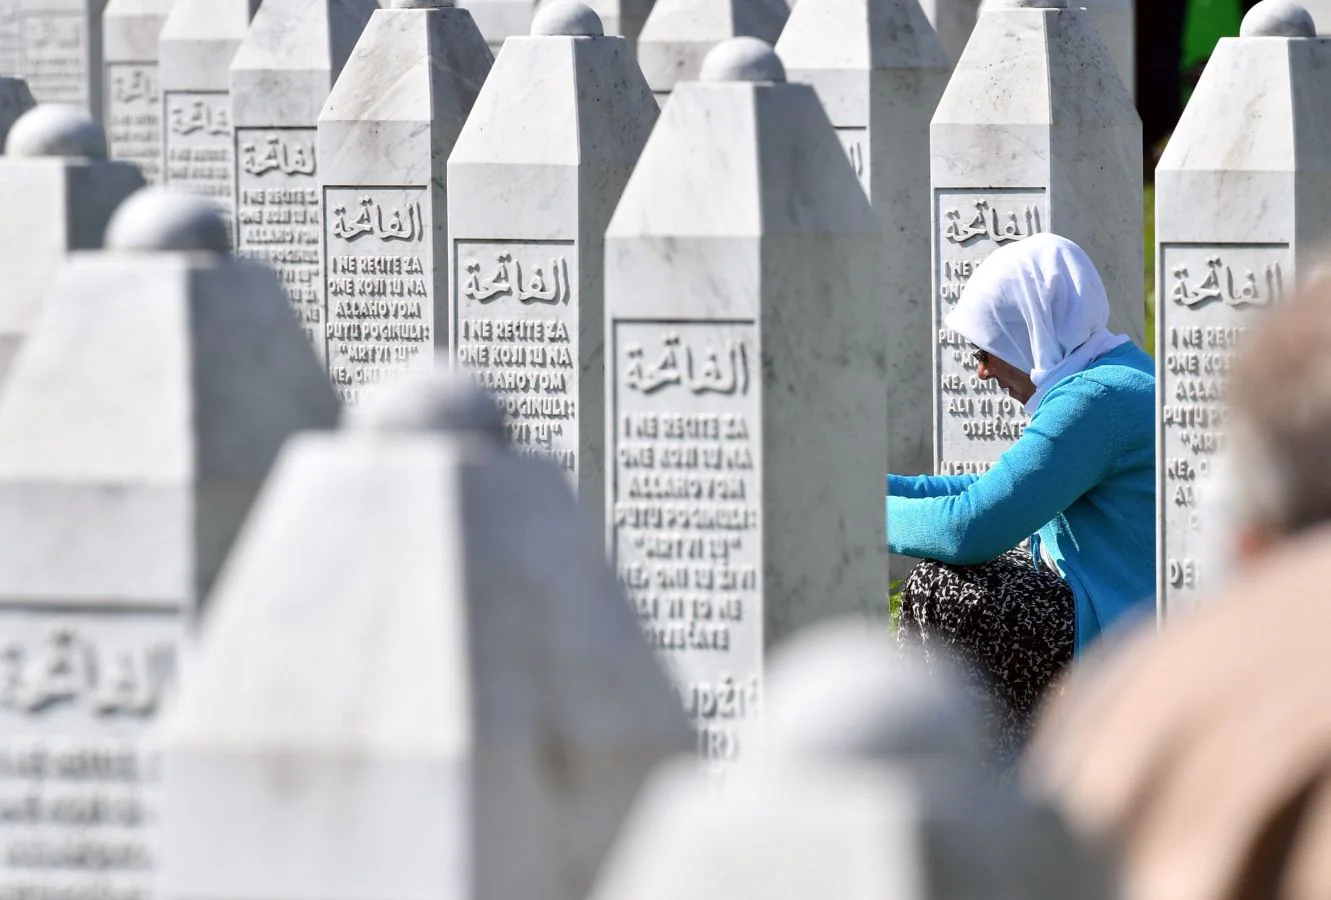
top-left (944, 233), bottom-right (1131, 414)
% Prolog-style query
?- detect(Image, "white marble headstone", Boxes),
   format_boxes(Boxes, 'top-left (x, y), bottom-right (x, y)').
top-left (605, 38), bottom-right (886, 767)
top-left (1155, 0), bottom-right (1331, 617)
top-left (160, 370), bottom-right (691, 900)
top-left (778, 0), bottom-right (950, 579)
top-left (635, 0), bottom-right (788, 100)
top-left (931, 0), bottom-right (1142, 476)
top-left (102, 0), bottom-right (175, 183)
top-left (977, 0), bottom-right (1135, 96)
top-left (9, 0), bottom-right (104, 117)
top-left (230, 0), bottom-right (380, 362)
top-left (0, 188), bottom-right (337, 900)
top-left (448, 0), bottom-right (657, 516)
top-left (159, 0), bottom-right (261, 229)
top-left (0, 105), bottom-right (143, 382)
top-left (319, 1), bottom-right (492, 407)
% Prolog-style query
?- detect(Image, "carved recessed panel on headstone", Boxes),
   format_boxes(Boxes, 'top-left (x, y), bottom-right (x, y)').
top-left (933, 188), bottom-right (1046, 474)
top-left (163, 94), bottom-right (233, 227)
top-left (326, 187), bottom-right (434, 405)
top-left (610, 319), bottom-right (761, 765)
top-left (0, 608), bottom-right (181, 900)
top-left (21, 5), bottom-right (90, 109)
top-left (106, 64), bottom-right (160, 182)
top-left (1158, 243), bottom-right (1288, 606)
top-left (455, 240), bottom-right (579, 471)
top-left (236, 128), bottom-right (322, 355)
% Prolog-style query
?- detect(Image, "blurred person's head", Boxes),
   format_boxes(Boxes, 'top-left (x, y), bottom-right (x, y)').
top-left (1203, 274), bottom-right (1331, 573)
top-left (1026, 524), bottom-right (1331, 900)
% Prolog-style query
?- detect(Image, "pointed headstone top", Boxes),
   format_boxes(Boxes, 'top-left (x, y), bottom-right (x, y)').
top-left (105, 189), bottom-right (232, 253)
top-left (347, 369), bottom-right (509, 441)
top-left (700, 36), bottom-right (785, 81)
top-left (532, 0), bottom-right (604, 35)
top-left (6, 106), bottom-right (107, 158)
top-left (1241, 0), bottom-right (1316, 36)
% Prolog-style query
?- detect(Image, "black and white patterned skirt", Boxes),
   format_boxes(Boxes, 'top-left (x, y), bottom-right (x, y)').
top-left (898, 548), bottom-right (1075, 765)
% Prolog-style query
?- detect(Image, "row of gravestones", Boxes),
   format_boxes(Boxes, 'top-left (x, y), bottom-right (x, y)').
top-left (0, 168), bottom-right (1109, 900)
top-left (0, 0), bottom-right (1143, 761)
top-left (0, 0), bottom-right (1322, 893)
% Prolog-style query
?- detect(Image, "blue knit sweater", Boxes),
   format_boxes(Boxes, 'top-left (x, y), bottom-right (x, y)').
top-left (888, 344), bottom-right (1156, 654)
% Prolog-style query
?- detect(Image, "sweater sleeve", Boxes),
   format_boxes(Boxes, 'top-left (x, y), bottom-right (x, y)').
top-left (887, 473), bottom-right (980, 499)
top-left (887, 380), bottom-right (1118, 564)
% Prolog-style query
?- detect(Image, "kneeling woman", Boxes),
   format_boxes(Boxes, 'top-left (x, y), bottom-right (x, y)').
top-left (888, 234), bottom-right (1155, 758)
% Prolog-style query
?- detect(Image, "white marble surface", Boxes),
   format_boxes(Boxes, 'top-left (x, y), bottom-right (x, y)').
top-left (605, 39), bottom-right (887, 767)
top-left (12, 0), bottom-right (105, 117)
top-left (635, 0), bottom-right (788, 98)
top-left (1155, 7), bottom-right (1331, 617)
top-left (777, 0), bottom-right (950, 580)
top-left (589, 755), bottom-right (1112, 900)
top-left (229, 0), bottom-right (380, 361)
top-left (319, 3), bottom-right (493, 407)
top-left (448, 6), bottom-right (657, 521)
top-left (159, 0), bottom-right (261, 225)
top-left (102, 0), bottom-right (176, 182)
top-left (0, 189), bottom-right (336, 900)
top-left (930, 1), bottom-right (1142, 475)
top-left (0, 107), bottom-right (142, 384)
top-left (161, 374), bottom-right (690, 900)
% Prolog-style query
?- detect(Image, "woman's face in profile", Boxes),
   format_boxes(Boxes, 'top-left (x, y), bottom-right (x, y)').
top-left (975, 349), bottom-right (1037, 404)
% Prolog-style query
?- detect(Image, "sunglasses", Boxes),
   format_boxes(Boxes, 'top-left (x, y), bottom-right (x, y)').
top-left (969, 345), bottom-right (990, 367)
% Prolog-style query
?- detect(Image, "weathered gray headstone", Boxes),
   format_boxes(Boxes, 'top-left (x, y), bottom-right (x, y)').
top-left (159, 0), bottom-right (260, 229)
top-left (0, 105), bottom-right (142, 381)
top-left (0, 188), bottom-right (337, 900)
top-left (230, 0), bottom-right (379, 362)
top-left (931, 0), bottom-right (1142, 476)
top-left (605, 38), bottom-right (886, 767)
top-left (778, 0), bottom-right (950, 580)
top-left (102, 0), bottom-right (174, 183)
top-left (449, 0), bottom-right (657, 513)
top-left (160, 369), bottom-right (691, 900)
top-left (635, 0), bottom-right (787, 101)
top-left (320, 0), bottom-right (492, 407)
top-left (1155, 0), bottom-right (1329, 617)
top-left (10, 0), bottom-right (104, 117)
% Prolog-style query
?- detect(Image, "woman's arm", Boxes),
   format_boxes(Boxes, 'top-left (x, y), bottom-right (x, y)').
top-left (887, 472), bottom-right (980, 499)
top-left (888, 381), bottom-right (1118, 564)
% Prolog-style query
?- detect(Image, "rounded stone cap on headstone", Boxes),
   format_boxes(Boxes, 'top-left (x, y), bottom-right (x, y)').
top-left (105, 188), bottom-right (231, 253)
top-left (347, 368), bottom-right (509, 441)
top-left (390, 0), bottom-right (455, 7)
top-left (762, 621), bottom-right (988, 769)
top-left (531, 0), bottom-right (603, 36)
top-left (1240, 0), bottom-right (1316, 36)
top-left (700, 37), bottom-right (787, 83)
top-left (5, 105), bottom-right (107, 158)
